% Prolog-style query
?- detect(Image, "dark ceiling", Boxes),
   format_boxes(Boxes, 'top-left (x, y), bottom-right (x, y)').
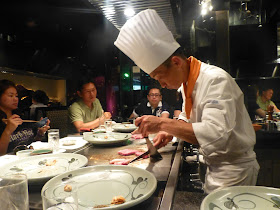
top-left (0, 0), bottom-right (280, 77)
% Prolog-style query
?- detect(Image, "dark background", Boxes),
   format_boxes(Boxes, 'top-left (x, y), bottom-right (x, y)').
top-left (0, 0), bottom-right (280, 117)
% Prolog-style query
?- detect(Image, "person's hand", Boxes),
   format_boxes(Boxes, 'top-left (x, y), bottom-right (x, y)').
top-left (132, 115), bottom-right (161, 137)
top-left (3, 114), bottom-right (23, 134)
top-left (37, 118), bottom-right (50, 136)
top-left (153, 131), bottom-right (173, 148)
top-left (104, 112), bottom-right (112, 120)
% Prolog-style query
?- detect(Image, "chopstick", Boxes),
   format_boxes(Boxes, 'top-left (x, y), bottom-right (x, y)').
top-left (2, 119), bottom-right (39, 123)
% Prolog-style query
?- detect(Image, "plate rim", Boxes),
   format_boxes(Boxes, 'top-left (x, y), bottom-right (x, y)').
top-left (0, 153), bottom-right (88, 184)
top-left (84, 133), bottom-right (131, 145)
top-left (200, 185), bottom-right (280, 210)
top-left (42, 165), bottom-right (157, 209)
top-left (59, 137), bottom-right (88, 150)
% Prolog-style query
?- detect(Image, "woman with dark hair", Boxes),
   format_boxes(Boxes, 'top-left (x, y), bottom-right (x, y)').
top-left (0, 79), bottom-right (50, 155)
top-left (30, 90), bottom-right (49, 120)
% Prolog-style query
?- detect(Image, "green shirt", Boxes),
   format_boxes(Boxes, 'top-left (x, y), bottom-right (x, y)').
top-left (256, 96), bottom-right (275, 111)
top-left (68, 98), bottom-right (104, 123)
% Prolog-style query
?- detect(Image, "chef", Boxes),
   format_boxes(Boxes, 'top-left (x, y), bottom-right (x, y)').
top-left (114, 9), bottom-right (259, 193)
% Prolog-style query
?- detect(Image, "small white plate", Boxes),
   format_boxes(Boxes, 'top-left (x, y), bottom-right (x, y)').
top-left (112, 124), bottom-right (137, 132)
top-left (16, 149), bottom-right (34, 157)
top-left (59, 137), bottom-right (88, 151)
top-left (0, 153), bottom-right (88, 184)
top-left (84, 133), bottom-right (131, 145)
top-left (42, 165), bottom-right (157, 209)
top-left (201, 186), bottom-right (280, 210)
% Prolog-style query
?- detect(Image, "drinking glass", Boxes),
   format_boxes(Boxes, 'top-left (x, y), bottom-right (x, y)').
top-left (98, 113), bottom-right (105, 129)
top-left (0, 173), bottom-right (29, 210)
top-left (48, 129), bottom-right (60, 153)
top-left (105, 119), bottom-right (113, 133)
top-left (42, 183), bottom-right (78, 210)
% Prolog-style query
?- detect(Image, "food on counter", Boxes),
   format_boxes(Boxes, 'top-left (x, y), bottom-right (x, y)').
top-left (118, 149), bottom-right (149, 158)
top-left (104, 136), bottom-right (108, 139)
top-left (109, 159), bottom-right (131, 165)
top-left (64, 184), bottom-right (72, 192)
top-left (131, 134), bottom-right (143, 139)
top-left (45, 159), bottom-right (57, 166)
top-left (111, 195), bottom-right (126, 205)
top-left (118, 149), bottom-right (138, 156)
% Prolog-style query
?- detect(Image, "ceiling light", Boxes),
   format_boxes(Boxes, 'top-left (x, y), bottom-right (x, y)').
top-left (124, 8), bottom-right (135, 17)
top-left (201, 8), bottom-right (207, 16)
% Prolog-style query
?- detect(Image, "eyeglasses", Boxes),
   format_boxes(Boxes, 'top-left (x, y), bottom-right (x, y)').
top-left (148, 94), bottom-right (161, 97)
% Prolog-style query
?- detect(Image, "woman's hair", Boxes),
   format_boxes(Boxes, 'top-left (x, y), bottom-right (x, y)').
top-left (32, 90), bottom-right (49, 105)
top-left (0, 79), bottom-right (16, 97)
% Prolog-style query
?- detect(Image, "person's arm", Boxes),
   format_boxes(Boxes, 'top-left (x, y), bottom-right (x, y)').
top-left (255, 108), bottom-right (266, 118)
top-left (173, 110), bottom-right (182, 118)
top-left (160, 112), bottom-right (170, 118)
top-left (72, 111), bottom-right (111, 132)
top-left (160, 101), bottom-right (170, 118)
top-left (133, 116), bottom-right (198, 145)
top-left (73, 119), bottom-right (100, 132)
top-left (0, 115), bottom-right (23, 155)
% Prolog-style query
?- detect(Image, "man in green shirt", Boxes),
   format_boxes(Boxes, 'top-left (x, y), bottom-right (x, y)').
top-left (256, 87), bottom-right (280, 112)
top-left (69, 78), bottom-right (111, 132)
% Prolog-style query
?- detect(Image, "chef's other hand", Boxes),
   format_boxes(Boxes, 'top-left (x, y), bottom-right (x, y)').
top-left (153, 131), bottom-right (173, 148)
top-left (104, 112), bottom-right (112, 119)
top-left (133, 115), bottom-right (161, 137)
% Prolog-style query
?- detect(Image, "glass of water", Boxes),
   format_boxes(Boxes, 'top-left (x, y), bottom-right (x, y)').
top-left (105, 119), bottom-right (113, 133)
top-left (48, 129), bottom-right (60, 153)
top-left (42, 183), bottom-right (78, 210)
top-left (0, 173), bottom-right (29, 210)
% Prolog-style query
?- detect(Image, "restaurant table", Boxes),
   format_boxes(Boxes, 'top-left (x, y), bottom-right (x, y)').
top-left (28, 134), bottom-right (184, 210)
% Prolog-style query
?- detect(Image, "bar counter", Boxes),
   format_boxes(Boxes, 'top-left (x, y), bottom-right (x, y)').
top-left (29, 135), bottom-right (184, 210)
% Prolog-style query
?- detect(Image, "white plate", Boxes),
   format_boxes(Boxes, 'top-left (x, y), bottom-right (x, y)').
top-left (112, 124), bottom-right (137, 132)
top-left (84, 133), bottom-right (131, 145)
top-left (0, 153), bottom-right (88, 184)
top-left (42, 165), bottom-right (157, 209)
top-left (200, 186), bottom-right (280, 210)
top-left (59, 137), bottom-right (88, 151)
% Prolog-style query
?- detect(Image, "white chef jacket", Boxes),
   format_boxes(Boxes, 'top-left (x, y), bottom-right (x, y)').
top-left (178, 62), bottom-right (259, 193)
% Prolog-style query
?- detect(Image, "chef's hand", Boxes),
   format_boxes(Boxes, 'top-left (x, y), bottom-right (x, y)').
top-left (37, 118), bottom-right (50, 136)
top-left (153, 131), bottom-right (173, 148)
top-left (3, 114), bottom-right (23, 134)
top-left (132, 115), bottom-right (161, 137)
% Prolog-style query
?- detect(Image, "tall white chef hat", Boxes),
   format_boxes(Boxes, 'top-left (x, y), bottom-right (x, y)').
top-left (114, 9), bottom-right (180, 74)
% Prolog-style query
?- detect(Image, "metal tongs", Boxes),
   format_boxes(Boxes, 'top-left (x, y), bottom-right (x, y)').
top-left (128, 137), bottom-right (162, 164)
